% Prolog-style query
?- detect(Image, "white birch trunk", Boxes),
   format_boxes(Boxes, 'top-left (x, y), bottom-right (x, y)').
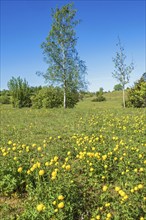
top-left (123, 88), bottom-right (125, 108)
top-left (64, 83), bottom-right (66, 109)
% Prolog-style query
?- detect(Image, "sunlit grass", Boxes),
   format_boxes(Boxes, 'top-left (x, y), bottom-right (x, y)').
top-left (0, 91), bottom-right (146, 220)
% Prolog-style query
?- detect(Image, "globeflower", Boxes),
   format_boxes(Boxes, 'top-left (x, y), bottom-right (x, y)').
top-left (36, 203), bottom-right (45, 212)
top-left (103, 185), bottom-right (108, 192)
top-left (58, 195), bottom-right (64, 200)
top-left (65, 165), bottom-right (71, 170)
top-left (115, 187), bottom-right (120, 192)
top-left (39, 170), bottom-right (45, 176)
top-left (138, 184), bottom-right (143, 189)
top-left (18, 167), bottom-right (22, 173)
top-left (52, 201), bottom-right (57, 205)
top-left (107, 213), bottom-right (112, 218)
top-left (37, 147), bottom-right (42, 151)
top-left (58, 202), bottom-right (64, 209)
top-left (54, 156), bottom-right (58, 162)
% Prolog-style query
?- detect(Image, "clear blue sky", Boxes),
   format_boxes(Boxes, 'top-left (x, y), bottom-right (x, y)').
top-left (1, 0), bottom-right (145, 92)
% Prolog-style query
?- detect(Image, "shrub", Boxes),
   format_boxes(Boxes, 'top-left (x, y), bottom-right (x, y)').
top-left (32, 87), bottom-right (79, 109)
top-left (31, 87), bottom-right (63, 109)
top-left (8, 77), bottom-right (32, 108)
top-left (92, 89), bottom-right (106, 102)
top-left (126, 76), bottom-right (146, 108)
top-left (66, 90), bottom-right (79, 108)
top-left (92, 95), bottom-right (106, 102)
top-left (0, 94), bottom-right (10, 104)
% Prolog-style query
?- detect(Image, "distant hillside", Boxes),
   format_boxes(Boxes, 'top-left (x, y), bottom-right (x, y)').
top-left (77, 91), bottom-right (127, 110)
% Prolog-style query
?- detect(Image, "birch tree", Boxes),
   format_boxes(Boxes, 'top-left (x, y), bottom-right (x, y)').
top-left (40, 3), bottom-right (87, 108)
top-left (112, 37), bottom-right (134, 108)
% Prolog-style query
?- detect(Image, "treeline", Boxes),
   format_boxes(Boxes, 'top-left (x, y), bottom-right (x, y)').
top-left (0, 77), bottom-right (90, 108)
top-left (0, 73), bottom-right (146, 108)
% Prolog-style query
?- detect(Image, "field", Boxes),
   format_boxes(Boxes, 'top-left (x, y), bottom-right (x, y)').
top-left (0, 91), bottom-right (146, 220)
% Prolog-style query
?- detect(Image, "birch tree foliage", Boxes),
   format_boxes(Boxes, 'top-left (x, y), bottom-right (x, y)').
top-left (39, 3), bottom-right (87, 108)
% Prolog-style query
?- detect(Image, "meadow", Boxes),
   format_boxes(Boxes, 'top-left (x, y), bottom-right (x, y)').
top-left (0, 91), bottom-right (146, 220)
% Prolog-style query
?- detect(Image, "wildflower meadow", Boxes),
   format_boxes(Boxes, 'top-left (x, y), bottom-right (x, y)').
top-left (0, 94), bottom-right (146, 220)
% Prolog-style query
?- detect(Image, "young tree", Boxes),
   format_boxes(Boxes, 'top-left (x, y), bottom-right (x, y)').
top-left (8, 76), bottom-right (31, 108)
top-left (39, 3), bottom-right (87, 108)
top-left (113, 84), bottom-right (123, 91)
top-left (112, 37), bottom-right (134, 107)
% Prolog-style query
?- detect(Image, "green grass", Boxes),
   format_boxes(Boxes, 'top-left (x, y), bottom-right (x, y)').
top-left (0, 91), bottom-right (127, 144)
top-left (0, 91), bottom-right (146, 220)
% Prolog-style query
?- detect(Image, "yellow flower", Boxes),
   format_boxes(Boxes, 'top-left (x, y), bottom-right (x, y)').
top-left (119, 190), bottom-right (126, 197)
top-left (102, 155), bottom-right (107, 160)
top-left (37, 162), bottom-right (41, 168)
top-left (36, 203), bottom-right (45, 212)
top-left (67, 151), bottom-right (71, 156)
top-left (51, 171), bottom-right (57, 177)
top-left (52, 201), bottom-right (57, 205)
top-left (138, 184), bottom-right (144, 189)
top-left (115, 186), bottom-right (120, 192)
top-left (39, 170), bottom-right (45, 176)
top-left (33, 164), bottom-right (37, 169)
top-left (54, 156), bottom-right (58, 162)
top-left (30, 167), bottom-right (35, 172)
top-left (58, 202), bottom-right (64, 209)
top-left (123, 195), bottom-right (128, 200)
top-left (18, 167), bottom-right (22, 173)
top-left (96, 215), bottom-right (100, 219)
top-left (45, 162), bottom-right (49, 166)
top-left (103, 185), bottom-right (108, 192)
top-left (65, 165), bottom-right (71, 170)
top-left (8, 140), bottom-right (12, 145)
top-left (37, 147), bottom-right (42, 151)
top-left (27, 170), bottom-right (31, 175)
top-left (62, 164), bottom-right (65, 169)
top-left (140, 217), bottom-right (144, 220)
top-left (139, 168), bottom-right (144, 172)
top-left (90, 168), bottom-right (94, 172)
top-left (58, 195), bottom-right (64, 200)
top-left (107, 213), bottom-right (112, 218)
top-left (105, 203), bottom-right (110, 207)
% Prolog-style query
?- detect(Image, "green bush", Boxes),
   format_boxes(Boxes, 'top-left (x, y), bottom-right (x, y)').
top-left (32, 87), bottom-right (79, 109)
top-left (66, 90), bottom-right (79, 108)
top-left (92, 95), bottom-right (106, 102)
top-left (31, 87), bottom-right (63, 109)
top-left (0, 95), bottom-right (10, 104)
top-left (126, 77), bottom-right (146, 108)
top-left (92, 89), bottom-right (106, 102)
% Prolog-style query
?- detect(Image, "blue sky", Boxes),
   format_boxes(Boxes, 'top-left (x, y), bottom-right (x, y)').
top-left (1, 0), bottom-right (145, 92)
